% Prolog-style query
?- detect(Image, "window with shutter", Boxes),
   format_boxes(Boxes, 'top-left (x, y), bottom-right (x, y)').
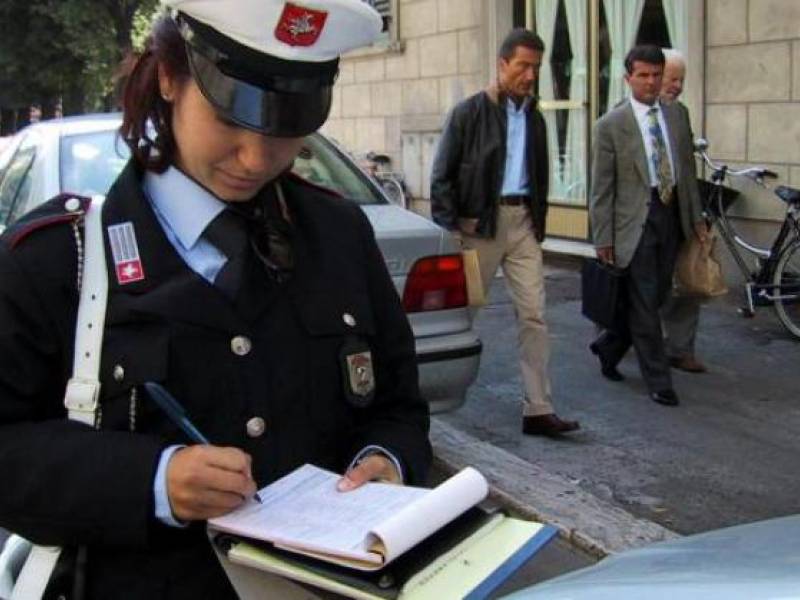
top-left (364, 0), bottom-right (393, 33)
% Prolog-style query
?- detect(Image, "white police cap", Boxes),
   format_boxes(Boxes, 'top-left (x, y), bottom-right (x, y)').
top-left (162, 0), bottom-right (382, 62)
top-left (160, 0), bottom-right (382, 136)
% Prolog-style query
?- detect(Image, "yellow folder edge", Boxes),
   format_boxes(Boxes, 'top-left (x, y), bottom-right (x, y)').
top-left (400, 515), bottom-right (546, 599)
top-left (226, 514), bottom-right (550, 600)
top-left (228, 543), bottom-right (385, 600)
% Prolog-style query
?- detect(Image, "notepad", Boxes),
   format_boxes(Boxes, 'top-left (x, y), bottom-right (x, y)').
top-left (208, 463), bottom-right (489, 571)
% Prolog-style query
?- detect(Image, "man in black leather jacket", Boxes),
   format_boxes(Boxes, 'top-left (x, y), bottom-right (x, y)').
top-left (430, 28), bottom-right (579, 437)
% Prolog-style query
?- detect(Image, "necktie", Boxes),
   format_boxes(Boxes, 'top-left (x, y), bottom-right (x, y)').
top-left (647, 107), bottom-right (674, 204)
top-left (203, 209), bottom-right (250, 300)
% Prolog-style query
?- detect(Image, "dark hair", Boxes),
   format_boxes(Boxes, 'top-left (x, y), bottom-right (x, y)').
top-left (120, 15), bottom-right (191, 173)
top-left (624, 45), bottom-right (665, 75)
top-left (498, 28), bottom-right (544, 61)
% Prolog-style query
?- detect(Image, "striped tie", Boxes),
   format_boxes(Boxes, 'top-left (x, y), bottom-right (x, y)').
top-left (647, 107), bottom-right (674, 204)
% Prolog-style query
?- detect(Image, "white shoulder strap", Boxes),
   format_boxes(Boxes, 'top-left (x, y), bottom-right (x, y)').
top-left (10, 544), bottom-right (60, 600)
top-left (64, 195), bottom-right (108, 426)
top-left (11, 196), bottom-right (109, 599)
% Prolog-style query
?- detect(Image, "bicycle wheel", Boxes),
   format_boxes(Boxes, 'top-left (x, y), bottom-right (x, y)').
top-left (772, 238), bottom-right (800, 339)
top-left (379, 177), bottom-right (407, 209)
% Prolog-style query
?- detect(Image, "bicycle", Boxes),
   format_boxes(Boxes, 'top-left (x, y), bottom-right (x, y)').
top-left (358, 151), bottom-right (408, 209)
top-left (696, 138), bottom-right (800, 339)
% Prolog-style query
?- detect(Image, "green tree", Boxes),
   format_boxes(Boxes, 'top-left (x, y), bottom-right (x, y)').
top-left (0, 0), bottom-right (159, 132)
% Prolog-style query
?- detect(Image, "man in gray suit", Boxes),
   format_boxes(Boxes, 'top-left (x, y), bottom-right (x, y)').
top-left (589, 45), bottom-right (706, 406)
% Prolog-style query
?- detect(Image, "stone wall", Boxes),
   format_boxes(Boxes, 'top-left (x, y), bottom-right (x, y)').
top-left (705, 0), bottom-right (800, 222)
top-left (321, 0), bottom-right (487, 188)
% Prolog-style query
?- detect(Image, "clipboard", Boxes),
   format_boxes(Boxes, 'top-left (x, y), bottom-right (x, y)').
top-left (211, 508), bottom-right (557, 599)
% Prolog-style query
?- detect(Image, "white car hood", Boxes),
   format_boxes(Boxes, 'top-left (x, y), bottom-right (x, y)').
top-left (505, 515), bottom-right (800, 600)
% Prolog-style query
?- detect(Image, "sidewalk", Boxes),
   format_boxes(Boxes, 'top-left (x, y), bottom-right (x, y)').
top-left (435, 252), bottom-right (800, 567)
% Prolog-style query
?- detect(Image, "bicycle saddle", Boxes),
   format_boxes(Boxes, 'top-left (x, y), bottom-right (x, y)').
top-left (775, 185), bottom-right (800, 207)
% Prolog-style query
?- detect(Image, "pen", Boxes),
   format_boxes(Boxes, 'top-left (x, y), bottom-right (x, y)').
top-left (143, 381), bottom-right (263, 504)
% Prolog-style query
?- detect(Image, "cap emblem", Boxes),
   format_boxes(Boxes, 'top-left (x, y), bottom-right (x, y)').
top-left (275, 2), bottom-right (328, 47)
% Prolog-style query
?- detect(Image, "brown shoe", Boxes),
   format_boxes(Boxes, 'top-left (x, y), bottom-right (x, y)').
top-left (669, 355), bottom-right (707, 373)
top-left (522, 414), bottom-right (580, 437)
top-left (651, 389), bottom-right (680, 406)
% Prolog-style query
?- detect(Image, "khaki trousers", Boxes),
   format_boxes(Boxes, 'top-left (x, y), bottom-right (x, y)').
top-left (462, 205), bottom-right (553, 417)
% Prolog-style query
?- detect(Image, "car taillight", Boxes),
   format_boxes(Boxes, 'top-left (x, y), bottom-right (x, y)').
top-left (402, 254), bottom-right (468, 312)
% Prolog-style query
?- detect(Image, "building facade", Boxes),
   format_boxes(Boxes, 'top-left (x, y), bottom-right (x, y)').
top-left (325, 0), bottom-right (800, 269)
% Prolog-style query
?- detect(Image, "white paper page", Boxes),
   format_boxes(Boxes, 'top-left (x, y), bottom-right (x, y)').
top-left (209, 464), bottom-right (428, 562)
top-left (370, 466), bottom-right (488, 562)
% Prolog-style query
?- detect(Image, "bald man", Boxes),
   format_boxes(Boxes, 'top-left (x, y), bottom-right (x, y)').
top-left (660, 49), bottom-right (707, 373)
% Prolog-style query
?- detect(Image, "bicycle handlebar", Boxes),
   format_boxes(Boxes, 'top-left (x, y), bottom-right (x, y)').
top-left (695, 139), bottom-right (778, 185)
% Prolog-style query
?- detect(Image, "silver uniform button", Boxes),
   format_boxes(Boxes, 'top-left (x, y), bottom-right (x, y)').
top-left (343, 313), bottom-right (356, 327)
top-left (231, 336), bottom-right (252, 356)
top-left (246, 417), bottom-right (266, 438)
top-left (64, 197), bottom-right (81, 212)
top-left (112, 365), bottom-right (125, 382)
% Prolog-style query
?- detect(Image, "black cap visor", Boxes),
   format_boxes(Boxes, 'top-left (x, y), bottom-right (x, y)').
top-left (187, 47), bottom-right (333, 137)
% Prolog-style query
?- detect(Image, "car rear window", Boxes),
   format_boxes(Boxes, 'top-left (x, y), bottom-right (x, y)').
top-left (59, 128), bottom-right (384, 205)
top-left (60, 131), bottom-right (130, 197)
top-left (292, 135), bottom-right (385, 205)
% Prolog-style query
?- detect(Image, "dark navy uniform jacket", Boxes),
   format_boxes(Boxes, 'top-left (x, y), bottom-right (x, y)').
top-left (0, 161), bottom-right (431, 598)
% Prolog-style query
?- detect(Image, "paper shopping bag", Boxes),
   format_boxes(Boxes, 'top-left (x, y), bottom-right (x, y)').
top-left (462, 249), bottom-right (486, 307)
top-left (675, 229), bottom-right (728, 298)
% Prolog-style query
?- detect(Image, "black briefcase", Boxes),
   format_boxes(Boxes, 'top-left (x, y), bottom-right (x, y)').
top-left (581, 258), bottom-right (627, 331)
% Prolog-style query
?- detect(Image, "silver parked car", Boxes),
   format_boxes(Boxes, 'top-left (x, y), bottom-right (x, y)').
top-left (0, 114), bottom-right (481, 413)
top-left (505, 514), bottom-right (800, 600)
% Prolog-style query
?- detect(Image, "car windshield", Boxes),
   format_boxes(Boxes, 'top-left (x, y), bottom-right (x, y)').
top-left (60, 130), bottom-right (130, 197)
top-left (59, 127), bottom-right (383, 205)
top-left (292, 135), bottom-right (385, 205)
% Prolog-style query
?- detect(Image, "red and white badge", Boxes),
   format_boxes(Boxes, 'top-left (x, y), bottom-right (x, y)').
top-left (107, 222), bottom-right (145, 285)
top-left (275, 2), bottom-right (328, 47)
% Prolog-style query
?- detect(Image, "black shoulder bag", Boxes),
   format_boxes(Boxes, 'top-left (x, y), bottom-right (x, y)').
top-left (581, 195), bottom-right (627, 331)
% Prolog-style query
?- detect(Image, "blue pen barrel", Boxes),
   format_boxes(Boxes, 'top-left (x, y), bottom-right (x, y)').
top-left (143, 381), bottom-right (211, 445)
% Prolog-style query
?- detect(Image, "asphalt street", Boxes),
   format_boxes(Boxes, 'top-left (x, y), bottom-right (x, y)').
top-left (438, 255), bottom-right (800, 537)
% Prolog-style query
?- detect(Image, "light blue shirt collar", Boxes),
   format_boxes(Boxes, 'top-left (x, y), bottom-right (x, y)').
top-left (143, 167), bottom-right (225, 251)
top-left (506, 96), bottom-right (531, 114)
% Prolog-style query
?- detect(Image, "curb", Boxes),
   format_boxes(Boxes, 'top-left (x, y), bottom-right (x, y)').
top-left (430, 418), bottom-right (680, 559)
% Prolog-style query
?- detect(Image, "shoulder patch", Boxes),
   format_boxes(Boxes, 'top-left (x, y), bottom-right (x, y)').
top-left (5, 193), bottom-right (91, 250)
top-left (284, 171), bottom-right (343, 199)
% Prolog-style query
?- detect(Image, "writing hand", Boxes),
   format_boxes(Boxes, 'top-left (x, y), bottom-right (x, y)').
top-left (166, 445), bottom-right (258, 521)
top-left (336, 454), bottom-right (402, 492)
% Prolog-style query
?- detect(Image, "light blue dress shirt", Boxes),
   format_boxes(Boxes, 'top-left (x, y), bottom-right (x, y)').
top-left (143, 168), bottom-right (403, 527)
top-left (500, 97), bottom-right (531, 197)
top-left (144, 167), bottom-right (228, 284)
top-left (145, 167), bottom-right (229, 527)
top-left (629, 96), bottom-right (675, 186)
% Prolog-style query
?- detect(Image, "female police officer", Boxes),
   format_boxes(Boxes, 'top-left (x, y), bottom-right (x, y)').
top-left (0, 1), bottom-right (431, 597)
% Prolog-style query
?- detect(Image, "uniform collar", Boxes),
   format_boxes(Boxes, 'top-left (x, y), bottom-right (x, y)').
top-left (144, 166), bottom-right (225, 251)
top-left (103, 161), bottom-right (249, 330)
